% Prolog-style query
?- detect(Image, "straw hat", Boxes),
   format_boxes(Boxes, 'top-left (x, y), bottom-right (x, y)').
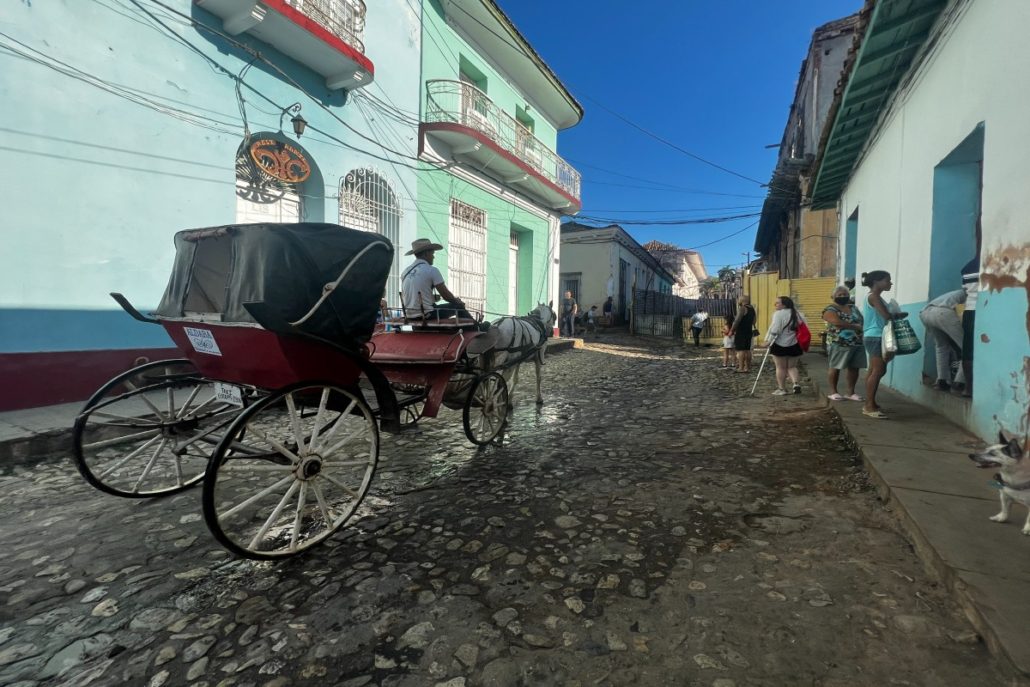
top-left (405, 238), bottom-right (444, 256)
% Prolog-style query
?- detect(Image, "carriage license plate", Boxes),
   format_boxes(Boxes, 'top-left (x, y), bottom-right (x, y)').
top-left (214, 383), bottom-right (244, 408)
top-left (184, 326), bottom-right (222, 356)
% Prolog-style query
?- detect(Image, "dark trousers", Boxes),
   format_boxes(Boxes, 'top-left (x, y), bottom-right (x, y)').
top-left (561, 313), bottom-right (575, 336)
top-left (691, 326), bottom-right (703, 347)
top-left (426, 300), bottom-right (473, 321)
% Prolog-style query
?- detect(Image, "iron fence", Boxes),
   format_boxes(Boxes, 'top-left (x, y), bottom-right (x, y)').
top-left (631, 289), bottom-right (737, 339)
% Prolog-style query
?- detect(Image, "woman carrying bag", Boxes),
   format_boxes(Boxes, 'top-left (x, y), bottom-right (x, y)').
top-left (861, 270), bottom-right (908, 419)
top-left (765, 296), bottom-right (807, 396)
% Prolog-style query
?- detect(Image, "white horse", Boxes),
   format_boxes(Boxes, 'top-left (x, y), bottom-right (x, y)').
top-left (481, 303), bottom-right (556, 405)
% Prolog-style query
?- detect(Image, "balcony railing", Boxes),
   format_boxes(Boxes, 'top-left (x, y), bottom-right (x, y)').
top-left (286, 0), bottom-right (366, 53)
top-left (425, 79), bottom-right (581, 201)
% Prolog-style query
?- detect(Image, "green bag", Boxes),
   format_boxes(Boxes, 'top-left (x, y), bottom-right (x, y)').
top-left (887, 317), bottom-right (922, 356)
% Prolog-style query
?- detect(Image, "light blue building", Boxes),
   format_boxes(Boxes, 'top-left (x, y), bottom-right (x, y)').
top-left (0, 0), bottom-right (422, 410)
top-left (810, 0), bottom-right (1030, 443)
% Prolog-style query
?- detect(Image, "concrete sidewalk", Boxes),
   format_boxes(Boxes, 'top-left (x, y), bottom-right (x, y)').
top-left (806, 353), bottom-right (1030, 678)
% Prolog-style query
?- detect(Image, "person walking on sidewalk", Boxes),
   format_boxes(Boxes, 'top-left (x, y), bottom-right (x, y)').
top-left (822, 285), bottom-right (866, 401)
top-left (861, 270), bottom-right (908, 419)
top-left (766, 296), bottom-right (806, 395)
top-left (919, 288), bottom-right (966, 391)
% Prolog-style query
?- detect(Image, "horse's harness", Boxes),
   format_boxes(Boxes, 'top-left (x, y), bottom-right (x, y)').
top-left (492, 314), bottom-right (549, 369)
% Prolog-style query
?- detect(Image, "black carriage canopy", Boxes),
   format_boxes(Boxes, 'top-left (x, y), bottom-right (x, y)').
top-left (155, 223), bottom-right (394, 344)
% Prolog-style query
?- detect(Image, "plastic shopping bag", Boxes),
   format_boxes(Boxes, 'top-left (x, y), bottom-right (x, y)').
top-left (882, 321), bottom-right (899, 356)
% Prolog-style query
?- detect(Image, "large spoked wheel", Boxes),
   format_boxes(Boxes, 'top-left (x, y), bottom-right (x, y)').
top-left (462, 372), bottom-right (509, 446)
top-left (73, 359), bottom-right (247, 498)
top-left (202, 382), bottom-right (379, 560)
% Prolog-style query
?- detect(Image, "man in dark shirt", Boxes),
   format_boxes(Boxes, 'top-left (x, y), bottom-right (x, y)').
top-left (561, 291), bottom-right (578, 337)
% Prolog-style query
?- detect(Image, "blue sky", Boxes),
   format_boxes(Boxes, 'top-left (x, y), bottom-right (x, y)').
top-left (499, 0), bottom-right (862, 275)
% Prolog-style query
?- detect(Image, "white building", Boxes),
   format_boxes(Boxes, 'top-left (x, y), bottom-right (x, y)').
top-left (560, 223), bottom-right (675, 323)
top-left (809, 0), bottom-right (1030, 442)
top-left (642, 241), bottom-right (709, 299)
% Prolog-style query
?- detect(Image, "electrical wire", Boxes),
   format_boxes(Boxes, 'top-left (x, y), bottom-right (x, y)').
top-left (574, 212), bottom-right (761, 226)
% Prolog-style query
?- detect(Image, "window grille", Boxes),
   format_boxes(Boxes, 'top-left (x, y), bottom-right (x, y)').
top-left (340, 168), bottom-right (402, 304)
top-left (448, 199), bottom-right (487, 315)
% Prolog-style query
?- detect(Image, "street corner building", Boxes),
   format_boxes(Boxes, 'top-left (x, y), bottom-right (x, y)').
top-left (0, 0), bottom-right (581, 411)
top-left (559, 222), bottom-right (676, 326)
top-left (416, 0), bottom-right (583, 322)
top-left (805, 0), bottom-right (1030, 443)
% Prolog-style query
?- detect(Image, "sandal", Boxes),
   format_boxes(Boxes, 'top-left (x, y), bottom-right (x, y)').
top-left (862, 409), bottom-right (888, 419)
top-left (845, 394), bottom-right (863, 401)
top-left (827, 393), bottom-right (844, 401)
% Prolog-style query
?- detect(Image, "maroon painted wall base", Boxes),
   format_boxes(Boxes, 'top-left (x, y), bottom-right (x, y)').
top-left (0, 348), bottom-right (181, 412)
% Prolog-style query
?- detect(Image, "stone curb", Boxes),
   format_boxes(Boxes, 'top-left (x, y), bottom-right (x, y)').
top-left (0, 428), bottom-right (73, 466)
top-left (807, 358), bottom-right (1029, 679)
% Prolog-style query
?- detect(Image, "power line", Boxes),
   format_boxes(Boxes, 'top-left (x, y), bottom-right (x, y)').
top-left (443, 2), bottom-right (778, 190)
top-left (685, 221), bottom-right (759, 251)
top-left (582, 204), bottom-right (762, 213)
top-left (574, 212), bottom-right (761, 226)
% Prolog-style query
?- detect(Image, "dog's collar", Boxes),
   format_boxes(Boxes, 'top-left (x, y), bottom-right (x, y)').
top-left (991, 473), bottom-right (1030, 491)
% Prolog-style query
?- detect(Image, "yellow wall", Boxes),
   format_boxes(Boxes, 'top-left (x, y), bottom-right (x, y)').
top-left (745, 272), bottom-right (837, 343)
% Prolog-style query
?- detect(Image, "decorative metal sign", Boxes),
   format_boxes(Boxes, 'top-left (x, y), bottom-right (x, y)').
top-left (248, 138), bottom-right (311, 184)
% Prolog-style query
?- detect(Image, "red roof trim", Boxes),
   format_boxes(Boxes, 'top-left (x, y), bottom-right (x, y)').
top-left (263, 0), bottom-right (374, 76)
top-left (420, 121), bottom-right (581, 212)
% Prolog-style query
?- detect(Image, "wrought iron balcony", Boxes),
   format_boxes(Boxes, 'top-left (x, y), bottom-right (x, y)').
top-left (286, 0), bottom-right (366, 53)
top-left (423, 79), bottom-right (581, 212)
top-left (196, 0), bottom-right (373, 91)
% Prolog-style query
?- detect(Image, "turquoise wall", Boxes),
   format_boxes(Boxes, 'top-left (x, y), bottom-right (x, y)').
top-left (417, 169), bottom-right (551, 315)
top-left (415, 0), bottom-right (564, 316)
top-left (884, 294), bottom-right (1030, 443)
top-left (0, 0), bottom-right (421, 352)
top-left (421, 0), bottom-right (558, 149)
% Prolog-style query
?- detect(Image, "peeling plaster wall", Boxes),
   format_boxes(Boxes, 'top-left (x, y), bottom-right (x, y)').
top-left (838, 0), bottom-right (1030, 442)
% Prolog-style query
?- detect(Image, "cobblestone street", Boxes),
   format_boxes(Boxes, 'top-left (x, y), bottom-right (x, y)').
top-left (0, 335), bottom-right (1015, 686)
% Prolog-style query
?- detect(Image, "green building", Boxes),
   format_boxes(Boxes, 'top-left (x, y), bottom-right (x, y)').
top-left (414, 0), bottom-right (583, 319)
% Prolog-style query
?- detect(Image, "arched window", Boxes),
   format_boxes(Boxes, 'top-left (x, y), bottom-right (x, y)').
top-left (340, 168), bottom-right (402, 303)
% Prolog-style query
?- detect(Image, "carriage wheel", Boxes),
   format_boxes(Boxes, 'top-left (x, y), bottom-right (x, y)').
top-left (73, 359), bottom-right (246, 498)
top-left (202, 382), bottom-right (378, 560)
top-left (462, 372), bottom-right (509, 446)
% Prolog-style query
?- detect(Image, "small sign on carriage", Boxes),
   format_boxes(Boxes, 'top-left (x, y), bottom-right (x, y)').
top-left (184, 326), bottom-right (222, 356)
top-left (214, 382), bottom-right (244, 408)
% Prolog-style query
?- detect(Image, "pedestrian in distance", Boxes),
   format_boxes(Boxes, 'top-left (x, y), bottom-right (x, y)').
top-left (861, 270), bottom-right (908, 419)
top-left (561, 290), bottom-right (578, 338)
top-left (765, 296), bottom-right (807, 395)
top-left (822, 285), bottom-right (866, 401)
top-left (585, 305), bottom-right (599, 337)
top-left (690, 309), bottom-right (708, 347)
top-left (919, 288), bottom-right (966, 391)
top-left (720, 316), bottom-right (735, 369)
top-left (603, 296), bottom-right (614, 327)
top-left (729, 294), bottom-right (757, 373)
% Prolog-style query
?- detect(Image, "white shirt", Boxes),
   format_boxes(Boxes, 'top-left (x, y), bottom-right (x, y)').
top-left (766, 309), bottom-right (807, 347)
top-left (401, 259), bottom-right (443, 315)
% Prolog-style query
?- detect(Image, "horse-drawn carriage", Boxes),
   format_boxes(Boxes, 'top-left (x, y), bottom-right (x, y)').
top-left (73, 223), bottom-right (552, 559)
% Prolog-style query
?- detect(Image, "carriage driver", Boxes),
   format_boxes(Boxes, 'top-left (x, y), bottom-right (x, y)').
top-left (400, 238), bottom-right (474, 321)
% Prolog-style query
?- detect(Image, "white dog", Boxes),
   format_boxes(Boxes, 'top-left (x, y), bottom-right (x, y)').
top-left (969, 432), bottom-right (1030, 535)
